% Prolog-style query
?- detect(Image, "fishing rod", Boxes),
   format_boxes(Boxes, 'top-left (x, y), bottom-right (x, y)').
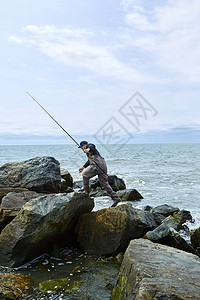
top-left (26, 92), bottom-right (80, 147)
top-left (26, 92), bottom-right (107, 176)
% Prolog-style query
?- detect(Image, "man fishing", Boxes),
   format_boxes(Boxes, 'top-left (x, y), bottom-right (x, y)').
top-left (78, 141), bottom-right (121, 207)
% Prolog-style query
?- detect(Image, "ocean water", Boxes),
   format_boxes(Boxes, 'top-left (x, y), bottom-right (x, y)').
top-left (0, 143), bottom-right (200, 299)
top-left (0, 143), bottom-right (200, 228)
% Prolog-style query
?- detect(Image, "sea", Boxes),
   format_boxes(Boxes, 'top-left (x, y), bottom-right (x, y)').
top-left (0, 143), bottom-right (199, 299)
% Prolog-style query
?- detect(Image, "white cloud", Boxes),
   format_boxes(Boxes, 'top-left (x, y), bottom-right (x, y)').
top-left (122, 0), bottom-right (200, 83)
top-left (10, 25), bottom-right (145, 83)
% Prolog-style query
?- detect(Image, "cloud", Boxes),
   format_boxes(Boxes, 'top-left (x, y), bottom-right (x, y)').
top-left (10, 25), bottom-right (145, 83)
top-left (122, 0), bottom-right (200, 83)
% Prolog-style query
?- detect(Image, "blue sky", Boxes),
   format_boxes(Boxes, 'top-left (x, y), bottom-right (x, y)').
top-left (0, 0), bottom-right (200, 144)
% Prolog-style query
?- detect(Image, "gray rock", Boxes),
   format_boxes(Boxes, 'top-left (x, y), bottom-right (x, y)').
top-left (75, 204), bottom-right (157, 256)
top-left (89, 190), bottom-right (109, 197)
top-left (191, 227), bottom-right (200, 255)
top-left (0, 188), bottom-right (28, 203)
top-left (0, 191), bottom-right (42, 231)
top-left (144, 216), bottom-right (178, 241)
top-left (60, 168), bottom-right (73, 188)
top-left (173, 209), bottom-right (192, 229)
top-left (116, 189), bottom-right (143, 201)
top-left (144, 216), bottom-right (197, 255)
top-left (1, 191), bottom-right (42, 210)
top-left (153, 213), bottom-right (166, 225)
top-left (90, 175), bottom-right (126, 191)
top-left (111, 239), bottom-right (200, 299)
top-left (0, 156), bottom-right (61, 193)
top-left (168, 228), bottom-right (198, 256)
top-left (0, 190), bottom-right (42, 232)
top-left (152, 204), bottom-right (179, 216)
top-left (0, 192), bottom-right (94, 267)
top-left (143, 205), bottom-right (153, 212)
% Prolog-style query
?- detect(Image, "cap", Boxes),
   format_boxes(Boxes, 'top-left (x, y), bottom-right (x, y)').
top-left (78, 141), bottom-right (88, 148)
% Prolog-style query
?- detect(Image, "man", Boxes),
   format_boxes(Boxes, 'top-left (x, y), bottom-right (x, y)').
top-left (78, 141), bottom-right (120, 207)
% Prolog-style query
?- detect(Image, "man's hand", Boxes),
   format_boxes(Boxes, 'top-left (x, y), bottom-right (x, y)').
top-left (83, 148), bottom-right (90, 153)
top-left (79, 166), bottom-right (84, 173)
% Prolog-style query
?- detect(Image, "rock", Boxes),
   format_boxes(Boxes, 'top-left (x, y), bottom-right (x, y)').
top-left (60, 168), bottom-right (73, 188)
top-left (61, 178), bottom-right (74, 193)
top-left (116, 189), bottom-right (143, 201)
top-left (0, 187), bottom-right (28, 203)
top-left (0, 156), bottom-right (61, 193)
top-left (168, 228), bottom-right (198, 255)
top-left (144, 216), bottom-right (197, 255)
top-left (111, 239), bottom-right (200, 300)
top-left (0, 273), bottom-right (32, 299)
top-left (191, 227), bottom-right (200, 254)
top-left (89, 190), bottom-right (109, 197)
top-left (152, 204), bottom-right (179, 216)
top-left (143, 205), bottom-right (153, 212)
top-left (173, 209), bottom-right (192, 229)
top-left (153, 213), bottom-right (166, 225)
top-left (1, 191), bottom-right (42, 211)
top-left (75, 204), bottom-right (157, 256)
top-left (0, 192), bottom-right (94, 267)
top-left (0, 191), bottom-right (42, 232)
top-left (90, 175), bottom-right (126, 191)
top-left (144, 216), bottom-right (178, 241)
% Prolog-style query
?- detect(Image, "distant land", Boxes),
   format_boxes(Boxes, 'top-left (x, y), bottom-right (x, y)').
top-left (0, 126), bottom-right (199, 145)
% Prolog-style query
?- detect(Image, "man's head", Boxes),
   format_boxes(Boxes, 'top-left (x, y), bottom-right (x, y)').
top-left (79, 140), bottom-right (88, 149)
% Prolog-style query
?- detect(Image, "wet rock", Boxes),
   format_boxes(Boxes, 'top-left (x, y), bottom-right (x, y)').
top-left (0, 273), bottom-right (32, 299)
top-left (144, 216), bottom-right (197, 255)
top-left (153, 213), bottom-right (166, 225)
top-left (144, 216), bottom-right (178, 241)
top-left (75, 204), bottom-right (157, 256)
top-left (90, 175), bottom-right (126, 191)
top-left (0, 187), bottom-right (28, 203)
top-left (0, 191), bottom-right (42, 231)
top-left (111, 239), bottom-right (200, 300)
top-left (143, 205), bottom-right (153, 212)
top-left (168, 228), bottom-right (198, 255)
top-left (60, 168), bottom-right (73, 190)
top-left (1, 191), bottom-right (42, 211)
top-left (89, 189), bottom-right (109, 197)
top-left (0, 156), bottom-right (61, 193)
top-left (173, 209), bottom-right (192, 229)
top-left (152, 204), bottom-right (179, 216)
top-left (191, 227), bottom-right (200, 254)
top-left (116, 189), bottom-right (143, 201)
top-left (0, 192), bottom-right (94, 267)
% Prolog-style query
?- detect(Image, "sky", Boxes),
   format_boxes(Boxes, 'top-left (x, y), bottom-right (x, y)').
top-left (0, 0), bottom-right (200, 144)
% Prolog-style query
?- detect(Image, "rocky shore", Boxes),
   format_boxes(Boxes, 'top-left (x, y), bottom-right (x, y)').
top-left (0, 156), bottom-right (200, 299)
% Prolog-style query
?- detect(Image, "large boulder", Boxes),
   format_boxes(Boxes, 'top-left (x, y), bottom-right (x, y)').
top-left (75, 204), bottom-right (157, 256)
top-left (90, 175), bottom-right (126, 191)
top-left (0, 273), bottom-right (32, 299)
top-left (111, 239), bottom-right (200, 299)
top-left (0, 192), bottom-right (94, 267)
top-left (0, 156), bottom-right (61, 193)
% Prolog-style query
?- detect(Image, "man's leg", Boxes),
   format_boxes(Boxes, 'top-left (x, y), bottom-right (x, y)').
top-left (98, 173), bottom-right (120, 207)
top-left (82, 166), bottom-right (97, 195)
